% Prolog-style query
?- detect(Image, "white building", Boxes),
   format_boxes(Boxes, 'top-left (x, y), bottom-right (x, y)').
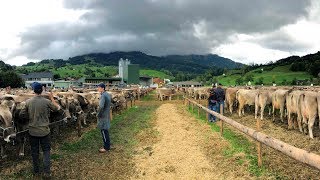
top-left (21, 72), bottom-right (54, 88)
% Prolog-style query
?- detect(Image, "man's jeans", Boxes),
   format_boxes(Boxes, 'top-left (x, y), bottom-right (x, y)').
top-left (101, 129), bottom-right (111, 150)
top-left (29, 135), bottom-right (51, 175)
top-left (208, 101), bottom-right (224, 122)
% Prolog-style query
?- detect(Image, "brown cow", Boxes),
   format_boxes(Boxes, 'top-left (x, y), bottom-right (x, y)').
top-left (225, 88), bottom-right (238, 114)
top-left (255, 90), bottom-right (274, 120)
top-left (156, 88), bottom-right (174, 101)
top-left (0, 104), bottom-right (15, 158)
top-left (299, 91), bottom-right (319, 139)
top-left (236, 89), bottom-right (258, 116)
top-left (286, 90), bottom-right (303, 131)
top-left (272, 89), bottom-right (291, 123)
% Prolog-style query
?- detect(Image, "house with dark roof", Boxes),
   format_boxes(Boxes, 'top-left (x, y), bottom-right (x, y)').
top-left (21, 71), bottom-right (54, 88)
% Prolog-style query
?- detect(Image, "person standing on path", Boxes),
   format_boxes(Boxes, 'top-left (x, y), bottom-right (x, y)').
top-left (214, 83), bottom-right (225, 119)
top-left (21, 82), bottom-right (60, 177)
top-left (96, 83), bottom-right (112, 153)
top-left (208, 84), bottom-right (218, 122)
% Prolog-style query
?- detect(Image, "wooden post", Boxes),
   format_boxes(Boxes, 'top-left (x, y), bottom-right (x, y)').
top-left (257, 118), bottom-right (262, 167)
top-left (206, 101), bottom-right (209, 121)
top-left (130, 99), bottom-right (133, 107)
top-left (77, 117), bottom-right (81, 137)
top-left (126, 99), bottom-right (128, 109)
top-left (198, 104), bottom-right (200, 117)
top-left (110, 109), bottom-right (113, 121)
top-left (220, 103), bottom-right (224, 136)
top-left (191, 102), bottom-right (194, 112)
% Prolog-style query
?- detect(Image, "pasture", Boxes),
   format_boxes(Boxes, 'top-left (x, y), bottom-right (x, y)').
top-left (218, 65), bottom-right (312, 86)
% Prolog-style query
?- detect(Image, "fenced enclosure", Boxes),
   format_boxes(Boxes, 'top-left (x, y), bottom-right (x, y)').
top-left (184, 96), bottom-right (320, 170)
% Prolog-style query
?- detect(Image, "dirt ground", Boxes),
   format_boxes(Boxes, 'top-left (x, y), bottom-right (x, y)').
top-left (226, 109), bottom-right (320, 179)
top-left (132, 102), bottom-right (256, 179)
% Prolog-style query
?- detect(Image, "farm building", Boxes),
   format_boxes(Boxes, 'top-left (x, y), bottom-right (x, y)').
top-left (139, 76), bottom-right (153, 87)
top-left (118, 58), bottom-right (140, 84)
top-left (172, 81), bottom-right (203, 87)
top-left (21, 71), bottom-right (54, 88)
top-left (83, 77), bottom-right (122, 88)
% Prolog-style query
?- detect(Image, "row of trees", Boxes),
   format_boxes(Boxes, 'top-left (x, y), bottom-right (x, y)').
top-left (0, 60), bottom-right (24, 88)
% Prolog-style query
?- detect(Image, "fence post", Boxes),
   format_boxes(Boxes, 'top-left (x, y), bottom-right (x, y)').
top-left (110, 109), bottom-right (113, 121)
top-left (77, 118), bottom-right (81, 137)
top-left (126, 99), bottom-right (128, 109)
top-left (192, 102), bottom-right (194, 112)
top-left (220, 103), bottom-right (224, 136)
top-left (130, 98), bottom-right (133, 107)
top-left (206, 101), bottom-right (209, 121)
top-left (257, 118), bottom-right (262, 167)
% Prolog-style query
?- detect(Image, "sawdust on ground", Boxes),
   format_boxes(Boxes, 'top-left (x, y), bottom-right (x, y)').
top-left (132, 102), bottom-right (253, 179)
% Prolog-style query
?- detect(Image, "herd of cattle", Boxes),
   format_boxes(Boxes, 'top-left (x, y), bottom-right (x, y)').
top-left (0, 86), bottom-right (151, 159)
top-left (1, 85), bottom-right (320, 159)
top-left (184, 86), bottom-right (320, 139)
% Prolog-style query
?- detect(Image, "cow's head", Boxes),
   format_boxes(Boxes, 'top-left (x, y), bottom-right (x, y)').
top-left (0, 104), bottom-right (16, 142)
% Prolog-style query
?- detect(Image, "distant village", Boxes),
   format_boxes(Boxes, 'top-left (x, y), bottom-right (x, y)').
top-left (20, 58), bottom-right (203, 90)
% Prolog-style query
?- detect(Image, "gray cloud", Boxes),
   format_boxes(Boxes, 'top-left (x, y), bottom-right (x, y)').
top-left (255, 30), bottom-right (313, 53)
top-left (9, 0), bottom-right (312, 61)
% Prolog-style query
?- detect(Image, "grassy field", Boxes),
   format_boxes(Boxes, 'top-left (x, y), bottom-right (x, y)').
top-left (217, 65), bottom-right (312, 86)
top-left (140, 69), bottom-right (173, 79)
top-left (17, 63), bottom-right (172, 79)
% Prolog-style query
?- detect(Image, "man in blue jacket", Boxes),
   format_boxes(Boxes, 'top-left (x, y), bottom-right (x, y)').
top-left (96, 83), bottom-right (112, 153)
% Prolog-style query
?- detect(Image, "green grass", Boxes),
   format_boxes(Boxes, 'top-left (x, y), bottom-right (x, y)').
top-left (61, 93), bottom-right (158, 154)
top-left (140, 69), bottom-right (173, 79)
top-left (218, 65), bottom-right (312, 86)
top-left (186, 104), bottom-right (270, 177)
top-left (16, 64), bottom-right (118, 79)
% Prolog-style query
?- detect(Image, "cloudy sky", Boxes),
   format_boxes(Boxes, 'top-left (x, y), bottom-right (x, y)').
top-left (0, 0), bottom-right (319, 66)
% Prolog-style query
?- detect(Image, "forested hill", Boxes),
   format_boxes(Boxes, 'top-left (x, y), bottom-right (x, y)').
top-left (66, 51), bottom-right (243, 74)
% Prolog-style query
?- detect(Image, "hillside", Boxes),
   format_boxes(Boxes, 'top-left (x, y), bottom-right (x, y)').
top-left (16, 51), bottom-right (243, 80)
top-left (67, 51), bottom-right (243, 74)
top-left (216, 65), bottom-right (313, 86)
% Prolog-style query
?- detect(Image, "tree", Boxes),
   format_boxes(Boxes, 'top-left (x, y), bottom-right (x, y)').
top-left (281, 79), bottom-right (287, 85)
top-left (53, 73), bottom-right (61, 80)
top-left (291, 77), bottom-right (297, 85)
top-left (0, 71), bottom-right (24, 88)
top-left (244, 74), bottom-right (254, 82)
top-left (235, 77), bottom-right (243, 85)
top-left (255, 77), bottom-right (264, 85)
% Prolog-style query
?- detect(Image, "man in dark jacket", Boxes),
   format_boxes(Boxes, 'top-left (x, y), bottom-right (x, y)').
top-left (214, 83), bottom-right (225, 117)
top-left (208, 85), bottom-right (218, 122)
top-left (22, 82), bottom-right (60, 177)
top-left (96, 83), bottom-right (112, 153)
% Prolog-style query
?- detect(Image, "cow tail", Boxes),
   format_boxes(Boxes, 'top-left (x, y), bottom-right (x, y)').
top-left (236, 90), bottom-right (239, 101)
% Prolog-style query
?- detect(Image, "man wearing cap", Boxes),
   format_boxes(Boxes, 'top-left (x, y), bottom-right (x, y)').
top-left (96, 83), bottom-right (112, 153)
top-left (21, 82), bottom-right (60, 177)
